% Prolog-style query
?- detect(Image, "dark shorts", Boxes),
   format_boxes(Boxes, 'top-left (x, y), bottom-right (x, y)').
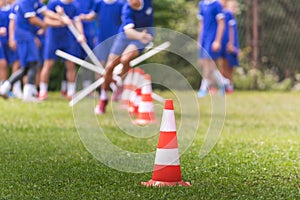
top-left (17, 40), bottom-right (40, 68)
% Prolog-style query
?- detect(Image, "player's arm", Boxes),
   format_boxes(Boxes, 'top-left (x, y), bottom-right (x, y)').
top-left (197, 13), bottom-right (203, 44)
top-left (41, 6), bottom-right (65, 27)
top-left (8, 18), bottom-right (17, 50)
top-left (74, 17), bottom-right (86, 43)
top-left (212, 16), bottom-right (225, 52)
top-left (8, 10), bottom-right (17, 50)
top-left (28, 16), bottom-right (47, 29)
top-left (125, 28), bottom-right (152, 44)
top-left (227, 19), bottom-right (239, 54)
top-left (80, 11), bottom-right (96, 21)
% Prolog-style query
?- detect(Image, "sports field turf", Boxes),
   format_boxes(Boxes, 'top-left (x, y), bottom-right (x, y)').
top-left (0, 91), bottom-right (299, 199)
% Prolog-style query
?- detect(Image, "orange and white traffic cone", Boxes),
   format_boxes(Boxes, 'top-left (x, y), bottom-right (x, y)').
top-left (133, 74), bottom-right (156, 125)
top-left (128, 68), bottom-right (144, 116)
top-left (120, 69), bottom-right (134, 109)
top-left (141, 99), bottom-right (190, 187)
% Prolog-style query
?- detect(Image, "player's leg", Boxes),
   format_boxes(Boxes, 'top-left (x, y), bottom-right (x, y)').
top-left (11, 60), bottom-right (23, 98)
top-left (64, 60), bottom-right (77, 99)
top-left (0, 44), bottom-right (8, 84)
top-left (23, 61), bottom-right (40, 100)
top-left (61, 66), bottom-right (67, 96)
top-left (197, 58), bottom-right (210, 97)
top-left (39, 59), bottom-right (55, 100)
top-left (119, 44), bottom-right (139, 78)
top-left (94, 53), bottom-right (121, 114)
top-left (0, 58), bottom-right (8, 84)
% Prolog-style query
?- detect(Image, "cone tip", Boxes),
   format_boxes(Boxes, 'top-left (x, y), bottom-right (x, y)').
top-left (144, 74), bottom-right (151, 81)
top-left (164, 99), bottom-right (174, 110)
top-left (135, 67), bottom-right (144, 74)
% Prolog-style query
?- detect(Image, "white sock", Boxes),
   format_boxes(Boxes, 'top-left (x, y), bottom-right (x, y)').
top-left (82, 80), bottom-right (91, 89)
top-left (100, 88), bottom-right (108, 100)
top-left (13, 81), bottom-right (22, 93)
top-left (213, 70), bottom-right (223, 87)
top-left (199, 79), bottom-right (209, 91)
top-left (67, 82), bottom-right (76, 97)
top-left (0, 81), bottom-right (11, 95)
top-left (39, 82), bottom-right (48, 95)
top-left (221, 76), bottom-right (230, 86)
top-left (61, 80), bottom-right (67, 92)
top-left (23, 84), bottom-right (36, 97)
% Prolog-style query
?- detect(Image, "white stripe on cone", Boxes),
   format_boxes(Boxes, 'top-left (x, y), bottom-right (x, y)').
top-left (120, 72), bottom-right (133, 102)
top-left (131, 70), bottom-right (140, 89)
top-left (138, 102), bottom-right (154, 113)
top-left (160, 110), bottom-right (176, 132)
top-left (154, 148), bottom-right (180, 166)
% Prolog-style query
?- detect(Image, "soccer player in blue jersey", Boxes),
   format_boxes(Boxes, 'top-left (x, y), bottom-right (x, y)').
top-left (39, 0), bottom-right (86, 101)
top-left (0, 0), bottom-right (9, 84)
top-left (223, 0), bottom-right (239, 93)
top-left (80, 0), bottom-right (124, 111)
top-left (81, 0), bottom-right (124, 64)
top-left (66, 0), bottom-right (97, 92)
top-left (94, 0), bottom-right (153, 114)
top-left (197, 0), bottom-right (225, 98)
top-left (0, 0), bottom-right (22, 98)
top-left (0, 0), bottom-right (65, 101)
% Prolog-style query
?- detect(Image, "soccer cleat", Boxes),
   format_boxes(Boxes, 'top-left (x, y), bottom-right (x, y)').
top-left (61, 90), bottom-right (67, 97)
top-left (13, 90), bottom-right (23, 99)
top-left (208, 86), bottom-right (218, 94)
top-left (197, 89), bottom-right (207, 98)
top-left (66, 94), bottom-right (75, 101)
top-left (226, 85), bottom-right (234, 94)
top-left (111, 85), bottom-right (123, 102)
top-left (0, 81), bottom-right (11, 99)
top-left (218, 85), bottom-right (226, 96)
top-left (94, 99), bottom-right (108, 115)
top-left (38, 92), bottom-right (48, 101)
top-left (23, 95), bottom-right (41, 103)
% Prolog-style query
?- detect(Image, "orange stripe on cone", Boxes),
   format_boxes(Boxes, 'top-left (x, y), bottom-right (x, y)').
top-left (141, 99), bottom-right (190, 187)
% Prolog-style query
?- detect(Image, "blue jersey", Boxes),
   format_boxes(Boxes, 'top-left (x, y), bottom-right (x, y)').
top-left (46, 0), bottom-right (80, 40)
top-left (94, 0), bottom-right (124, 43)
top-left (0, 5), bottom-right (12, 44)
top-left (13, 0), bottom-right (47, 42)
top-left (198, 0), bottom-right (224, 42)
top-left (76, 0), bottom-right (95, 36)
top-left (120, 0), bottom-right (154, 35)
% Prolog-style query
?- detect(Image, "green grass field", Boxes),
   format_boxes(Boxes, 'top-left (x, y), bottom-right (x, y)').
top-left (0, 91), bottom-right (299, 199)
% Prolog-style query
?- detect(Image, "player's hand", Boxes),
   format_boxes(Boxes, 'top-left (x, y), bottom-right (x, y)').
top-left (212, 41), bottom-right (221, 52)
top-left (37, 28), bottom-right (45, 36)
top-left (227, 43), bottom-right (236, 53)
top-left (77, 34), bottom-right (86, 44)
top-left (34, 37), bottom-right (42, 48)
top-left (8, 39), bottom-right (17, 51)
top-left (61, 16), bottom-right (72, 25)
top-left (139, 30), bottom-right (153, 44)
top-left (55, 6), bottom-right (64, 15)
top-left (79, 14), bottom-right (87, 21)
top-left (0, 27), bottom-right (7, 37)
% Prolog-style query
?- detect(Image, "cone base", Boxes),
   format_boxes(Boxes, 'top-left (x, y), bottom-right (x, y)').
top-left (133, 119), bottom-right (157, 125)
top-left (141, 179), bottom-right (190, 187)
